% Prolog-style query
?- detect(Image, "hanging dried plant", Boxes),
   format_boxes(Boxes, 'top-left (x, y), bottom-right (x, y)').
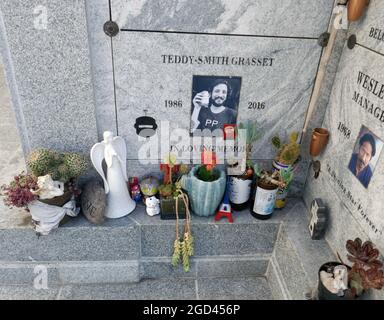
top-left (171, 186), bottom-right (194, 272)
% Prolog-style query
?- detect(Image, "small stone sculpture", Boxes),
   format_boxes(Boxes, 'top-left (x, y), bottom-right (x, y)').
top-left (333, 265), bottom-right (349, 293)
top-left (320, 265), bottom-right (348, 295)
top-left (145, 196), bottom-right (160, 216)
top-left (30, 174), bottom-right (64, 200)
top-left (90, 131), bottom-right (136, 218)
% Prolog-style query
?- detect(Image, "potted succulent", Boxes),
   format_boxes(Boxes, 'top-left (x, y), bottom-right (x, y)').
top-left (181, 151), bottom-right (226, 217)
top-left (271, 132), bottom-right (301, 208)
top-left (158, 154), bottom-right (190, 220)
top-left (26, 149), bottom-right (88, 205)
top-left (1, 149), bottom-right (88, 235)
top-left (318, 238), bottom-right (384, 300)
top-left (228, 120), bottom-right (262, 210)
top-left (251, 164), bottom-right (287, 220)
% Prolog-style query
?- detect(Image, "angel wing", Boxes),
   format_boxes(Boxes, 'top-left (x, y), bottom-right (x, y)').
top-left (90, 142), bottom-right (109, 194)
top-left (112, 136), bottom-right (128, 181)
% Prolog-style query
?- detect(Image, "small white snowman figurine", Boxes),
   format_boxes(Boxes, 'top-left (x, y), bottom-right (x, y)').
top-left (145, 196), bottom-right (160, 216)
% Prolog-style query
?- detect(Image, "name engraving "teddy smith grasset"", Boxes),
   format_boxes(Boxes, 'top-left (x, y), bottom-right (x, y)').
top-left (161, 54), bottom-right (274, 66)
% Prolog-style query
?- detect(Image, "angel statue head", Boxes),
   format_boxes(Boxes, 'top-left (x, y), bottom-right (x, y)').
top-left (90, 131), bottom-right (135, 218)
top-left (103, 131), bottom-right (114, 143)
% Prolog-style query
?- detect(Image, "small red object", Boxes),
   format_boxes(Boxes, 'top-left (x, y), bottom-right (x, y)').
top-left (214, 210), bottom-right (233, 223)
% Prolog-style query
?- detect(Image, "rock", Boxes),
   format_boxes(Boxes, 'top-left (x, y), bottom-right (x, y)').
top-left (81, 180), bottom-right (106, 225)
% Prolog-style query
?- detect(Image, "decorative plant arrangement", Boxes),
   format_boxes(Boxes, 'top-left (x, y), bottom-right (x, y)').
top-left (158, 154), bottom-right (190, 220)
top-left (1, 173), bottom-right (38, 209)
top-left (272, 131), bottom-right (301, 167)
top-left (318, 238), bottom-right (384, 300)
top-left (228, 121), bottom-right (262, 210)
top-left (271, 132), bottom-right (300, 208)
top-left (196, 151), bottom-right (220, 182)
top-left (1, 148), bottom-right (88, 235)
top-left (181, 151), bottom-right (226, 217)
top-left (251, 164), bottom-right (289, 219)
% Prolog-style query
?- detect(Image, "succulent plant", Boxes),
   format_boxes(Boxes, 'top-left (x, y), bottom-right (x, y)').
top-left (27, 149), bottom-right (60, 177)
top-left (272, 131), bottom-right (301, 166)
top-left (346, 238), bottom-right (384, 296)
top-left (0, 173), bottom-right (38, 209)
top-left (196, 151), bottom-right (220, 182)
top-left (63, 153), bottom-right (88, 179)
top-left (158, 184), bottom-right (174, 198)
top-left (346, 238), bottom-right (383, 269)
top-left (27, 149), bottom-right (88, 183)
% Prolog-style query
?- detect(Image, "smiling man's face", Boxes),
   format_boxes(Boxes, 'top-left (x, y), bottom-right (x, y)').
top-left (211, 83), bottom-right (228, 107)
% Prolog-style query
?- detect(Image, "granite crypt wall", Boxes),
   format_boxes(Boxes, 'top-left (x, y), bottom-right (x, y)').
top-left (304, 0), bottom-right (384, 266)
top-left (0, 1), bottom-right (335, 190)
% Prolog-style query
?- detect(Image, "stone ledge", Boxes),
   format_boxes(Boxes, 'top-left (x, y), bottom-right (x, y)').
top-left (0, 260), bottom-right (139, 286)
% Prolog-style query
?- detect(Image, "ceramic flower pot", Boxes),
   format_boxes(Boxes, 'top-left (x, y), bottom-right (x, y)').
top-left (348, 0), bottom-right (369, 22)
top-left (310, 128), bottom-right (329, 157)
top-left (181, 166), bottom-right (226, 217)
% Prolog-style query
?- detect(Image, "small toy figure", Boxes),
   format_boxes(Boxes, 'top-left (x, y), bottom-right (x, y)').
top-left (145, 196), bottom-right (160, 216)
top-left (128, 177), bottom-right (142, 203)
top-left (131, 184), bottom-right (142, 202)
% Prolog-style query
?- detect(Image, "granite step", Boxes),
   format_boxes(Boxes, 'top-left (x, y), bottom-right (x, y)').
top-left (0, 203), bottom-right (280, 262)
top-left (0, 276), bottom-right (274, 300)
top-left (0, 202), bottom-right (281, 286)
top-left (1, 198), bottom-right (332, 299)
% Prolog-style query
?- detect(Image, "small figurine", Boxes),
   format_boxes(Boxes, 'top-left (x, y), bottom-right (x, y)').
top-left (128, 177), bottom-right (142, 202)
top-left (145, 196), bottom-right (160, 216)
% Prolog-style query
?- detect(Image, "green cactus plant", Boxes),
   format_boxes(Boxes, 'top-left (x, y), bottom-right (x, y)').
top-left (63, 153), bottom-right (88, 178)
top-left (272, 132), bottom-right (301, 166)
top-left (27, 149), bottom-right (60, 177)
top-left (27, 149), bottom-right (88, 183)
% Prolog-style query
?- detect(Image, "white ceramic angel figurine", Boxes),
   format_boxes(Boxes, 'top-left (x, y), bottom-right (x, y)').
top-left (90, 131), bottom-right (136, 218)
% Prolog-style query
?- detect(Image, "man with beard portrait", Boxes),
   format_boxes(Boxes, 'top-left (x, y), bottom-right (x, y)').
top-left (190, 79), bottom-right (237, 134)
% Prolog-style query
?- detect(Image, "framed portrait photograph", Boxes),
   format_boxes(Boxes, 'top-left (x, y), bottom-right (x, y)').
top-left (190, 75), bottom-right (241, 135)
top-left (347, 125), bottom-right (383, 188)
